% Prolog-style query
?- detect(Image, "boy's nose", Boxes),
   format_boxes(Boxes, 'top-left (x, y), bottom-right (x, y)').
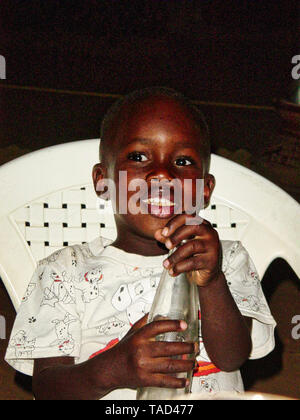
top-left (146, 174), bottom-right (174, 191)
top-left (146, 173), bottom-right (175, 197)
top-left (146, 171), bottom-right (173, 184)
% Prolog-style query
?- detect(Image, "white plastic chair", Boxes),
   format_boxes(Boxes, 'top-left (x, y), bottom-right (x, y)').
top-left (0, 138), bottom-right (299, 310)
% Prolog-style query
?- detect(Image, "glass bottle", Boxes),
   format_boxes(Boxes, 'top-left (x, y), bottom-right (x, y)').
top-left (136, 244), bottom-right (199, 400)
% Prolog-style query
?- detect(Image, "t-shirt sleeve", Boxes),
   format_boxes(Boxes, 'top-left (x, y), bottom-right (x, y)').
top-left (222, 241), bottom-right (277, 360)
top-left (5, 247), bottom-right (82, 376)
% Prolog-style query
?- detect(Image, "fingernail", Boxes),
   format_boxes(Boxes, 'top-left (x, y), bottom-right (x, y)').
top-left (163, 259), bottom-right (170, 268)
top-left (165, 239), bottom-right (173, 249)
top-left (162, 227), bottom-right (169, 236)
top-left (180, 320), bottom-right (187, 330)
top-left (169, 268), bottom-right (174, 276)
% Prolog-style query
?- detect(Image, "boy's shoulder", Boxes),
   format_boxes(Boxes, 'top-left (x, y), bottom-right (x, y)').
top-left (220, 240), bottom-right (255, 278)
top-left (37, 236), bottom-right (113, 268)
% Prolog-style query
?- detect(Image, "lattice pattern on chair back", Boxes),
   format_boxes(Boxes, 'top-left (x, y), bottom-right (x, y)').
top-left (11, 184), bottom-right (117, 261)
top-left (11, 183), bottom-right (250, 262)
top-left (201, 197), bottom-right (250, 241)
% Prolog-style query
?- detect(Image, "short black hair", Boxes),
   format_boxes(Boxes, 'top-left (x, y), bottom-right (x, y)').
top-left (100, 86), bottom-right (211, 169)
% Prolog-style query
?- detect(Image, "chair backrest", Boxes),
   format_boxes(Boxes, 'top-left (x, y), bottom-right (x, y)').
top-left (0, 139), bottom-right (299, 310)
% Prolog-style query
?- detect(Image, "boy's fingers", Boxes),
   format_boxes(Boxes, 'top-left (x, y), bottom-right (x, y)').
top-left (154, 214), bottom-right (188, 243)
top-left (141, 319), bottom-right (188, 339)
top-left (165, 214), bottom-right (206, 238)
top-left (151, 374), bottom-right (188, 389)
top-left (166, 225), bottom-right (208, 250)
top-left (154, 229), bottom-right (168, 244)
top-left (164, 237), bottom-right (206, 268)
top-left (150, 357), bottom-right (195, 374)
top-left (169, 256), bottom-right (206, 277)
top-left (155, 215), bottom-right (210, 245)
top-left (150, 341), bottom-right (196, 357)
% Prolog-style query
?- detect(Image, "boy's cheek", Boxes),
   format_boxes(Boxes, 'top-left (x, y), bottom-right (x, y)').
top-left (181, 186), bottom-right (201, 214)
top-left (112, 180), bottom-right (131, 213)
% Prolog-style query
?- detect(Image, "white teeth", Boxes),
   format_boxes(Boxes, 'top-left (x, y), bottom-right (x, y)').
top-left (142, 197), bottom-right (175, 206)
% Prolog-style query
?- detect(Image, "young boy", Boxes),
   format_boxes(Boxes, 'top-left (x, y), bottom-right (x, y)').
top-left (5, 87), bottom-right (276, 400)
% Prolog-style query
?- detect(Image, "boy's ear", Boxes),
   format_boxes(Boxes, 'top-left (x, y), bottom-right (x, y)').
top-left (203, 174), bottom-right (215, 208)
top-left (92, 163), bottom-right (109, 200)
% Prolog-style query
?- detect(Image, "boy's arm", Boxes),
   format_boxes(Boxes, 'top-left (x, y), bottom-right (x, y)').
top-left (33, 354), bottom-right (116, 400)
top-left (197, 271), bottom-right (252, 371)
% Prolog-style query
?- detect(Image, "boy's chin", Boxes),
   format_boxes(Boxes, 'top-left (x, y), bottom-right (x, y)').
top-left (116, 212), bottom-right (172, 237)
top-left (140, 211), bottom-right (176, 227)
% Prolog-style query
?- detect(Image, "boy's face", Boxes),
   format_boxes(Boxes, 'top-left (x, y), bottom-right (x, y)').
top-left (93, 96), bottom-right (215, 243)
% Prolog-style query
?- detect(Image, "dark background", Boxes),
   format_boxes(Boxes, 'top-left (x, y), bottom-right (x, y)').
top-left (0, 0), bottom-right (298, 152)
top-left (0, 0), bottom-right (299, 400)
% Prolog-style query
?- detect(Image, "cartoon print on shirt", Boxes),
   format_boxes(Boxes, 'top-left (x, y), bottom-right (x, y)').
top-left (241, 267), bottom-right (260, 288)
top-left (9, 330), bottom-right (36, 358)
top-left (232, 292), bottom-right (266, 312)
top-left (112, 274), bottom-right (159, 311)
top-left (126, 299), bottom-right (153, 325)
top-left (198, 378), bottom-right (220, 393)
top-left (111, 284), bottom-right (131, 311)
top-left (81, 242), bottom-right (94, 259)
top-left (115, 265), bottom-right (162, 283)
top-left (71, 250), bottom-right (77, 267)
top-left (124, 266), bottom-right (159, 279)
top-left (75, 267), bottom-right (105, 303)
top-left (38, 250), bottom-right (63, 266)
top-left (22, 283), bottom-right (36, 303)
top-left (41, 270), bottom-right (75, 307)
top-left (97, 316), bottom-right (126, 336)
top-left (50, 313), bottom-right (77, 355)
top-left (111, 274), bottom-right (160, 324)
top-left (91, 317), bottom-right (131, 360)
top-left (221, 241), bottom-right (240, 275)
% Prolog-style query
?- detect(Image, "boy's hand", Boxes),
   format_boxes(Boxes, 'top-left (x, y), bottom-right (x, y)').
top-left (106, 315), bottom-right (196, 390)
top-left (154, 214), bottom-right (222, 287)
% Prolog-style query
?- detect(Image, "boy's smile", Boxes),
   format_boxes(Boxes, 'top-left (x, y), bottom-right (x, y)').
top-left (93, 95), bottom-right (215, 255)
top-left (140, 183), bottom-right (176, 219)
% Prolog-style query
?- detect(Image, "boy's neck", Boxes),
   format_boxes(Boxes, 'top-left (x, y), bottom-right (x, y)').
top-left (111, 233), bottom-right (169, 257)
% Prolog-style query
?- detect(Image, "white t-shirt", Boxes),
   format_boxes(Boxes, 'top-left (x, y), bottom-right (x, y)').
top-left (5, 237), bottom-right (276, 399)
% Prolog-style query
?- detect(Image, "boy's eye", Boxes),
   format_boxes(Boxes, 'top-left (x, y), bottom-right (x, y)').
top-left (127, 152), bottom-right (148, 162)
top-left (175, 157), bottom-right (194, 166)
